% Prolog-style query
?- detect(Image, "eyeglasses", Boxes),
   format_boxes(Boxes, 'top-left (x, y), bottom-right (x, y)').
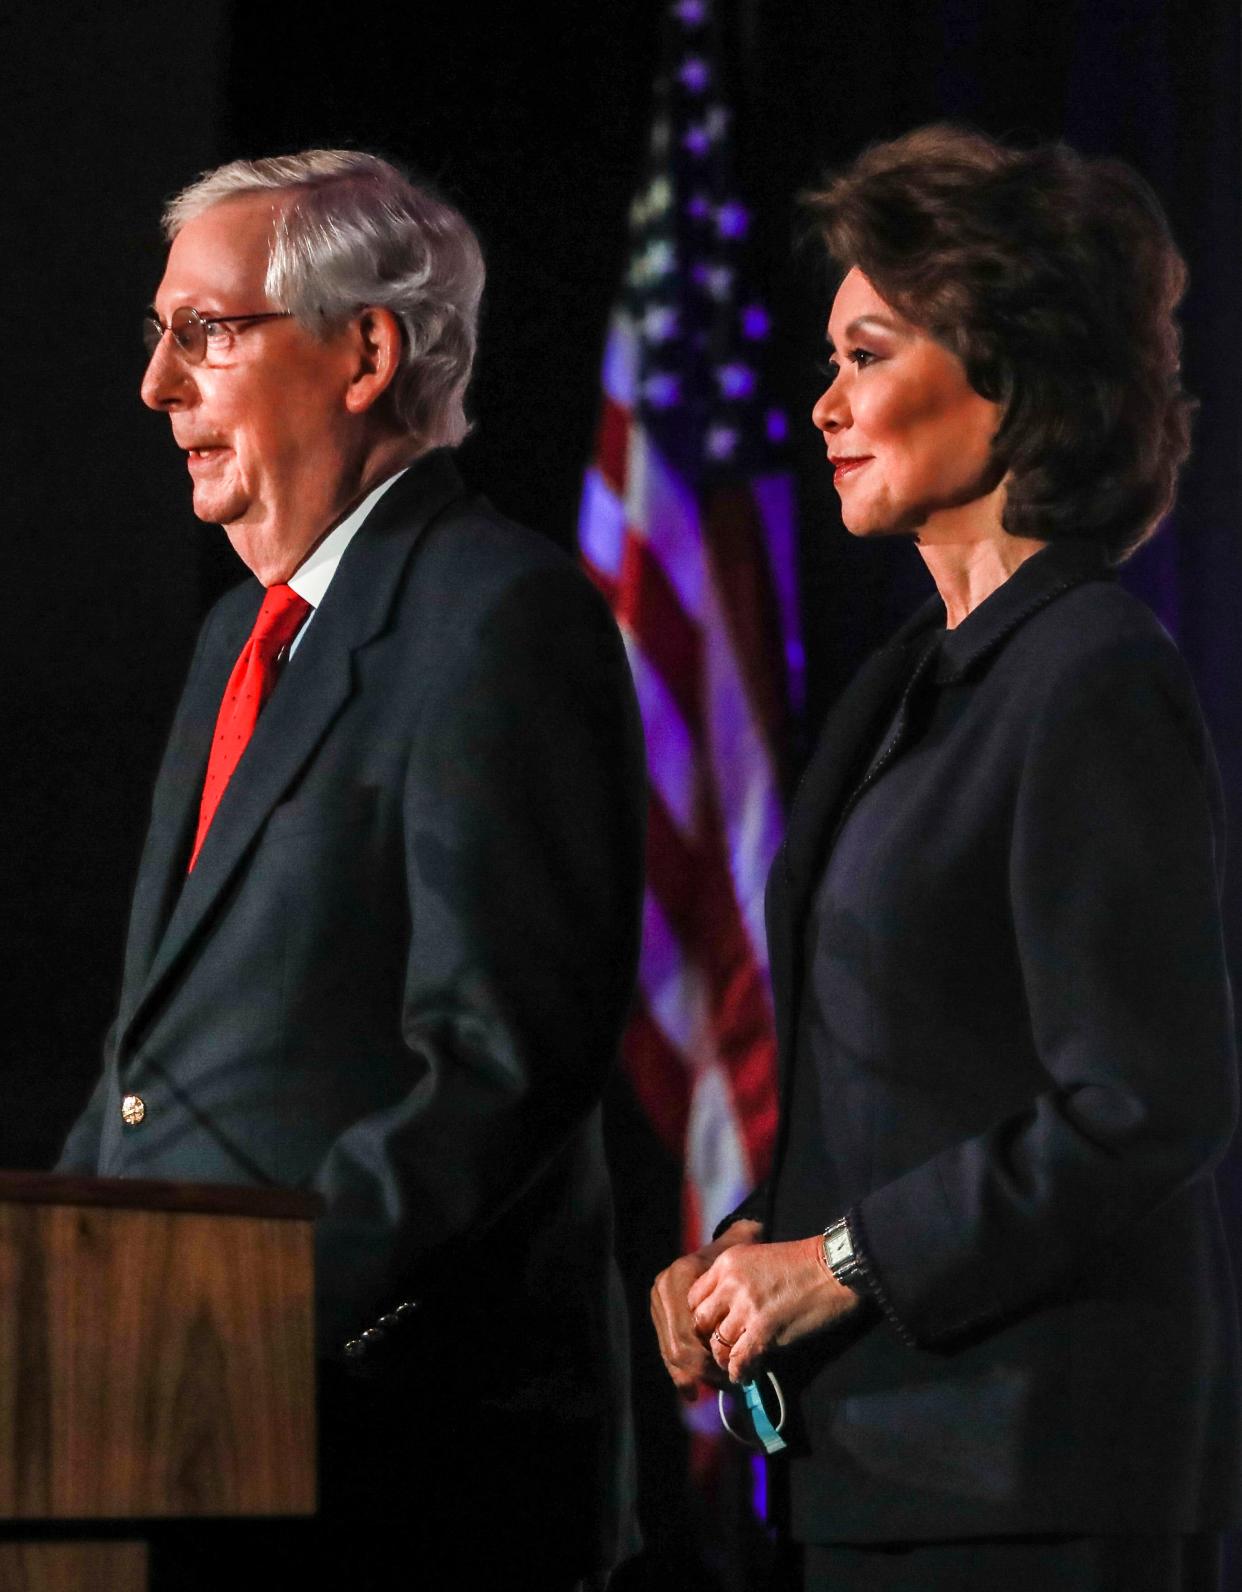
top-left (143, 305), bottom-right (293, 365)
top-left (718, 1371), bottom-right (787, 1455)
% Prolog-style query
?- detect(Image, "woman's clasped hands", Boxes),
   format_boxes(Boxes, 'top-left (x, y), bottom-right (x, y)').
top-left (650, 1219), bottom-right (861, 1396)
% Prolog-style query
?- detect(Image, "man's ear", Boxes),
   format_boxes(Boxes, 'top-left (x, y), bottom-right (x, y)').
top-left (343, 307), bottom-right (404, 415)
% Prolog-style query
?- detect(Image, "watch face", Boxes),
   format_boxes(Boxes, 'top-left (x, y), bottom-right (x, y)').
top-left (826, 1228), bottom-right (852, 1268)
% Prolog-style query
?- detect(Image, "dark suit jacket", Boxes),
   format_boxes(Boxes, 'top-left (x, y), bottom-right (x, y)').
top-left (734, 541), bottom-right (1241, 1544)
top-left (58, 451), bottom-right (646, 1575)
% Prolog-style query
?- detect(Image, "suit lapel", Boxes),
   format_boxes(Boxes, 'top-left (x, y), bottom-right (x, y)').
top-left (117, 590), bottom-right (259, 1034)
top-left (117, 450), bottom-right (468, 1058)
top-left (782, 616), bottom-right (935, 929)
top-left (763, 607), bottom-right (936, 1192)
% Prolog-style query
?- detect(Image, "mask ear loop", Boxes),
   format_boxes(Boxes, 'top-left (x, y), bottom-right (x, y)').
top-left (718, 1371), bottom-right (788, 1454)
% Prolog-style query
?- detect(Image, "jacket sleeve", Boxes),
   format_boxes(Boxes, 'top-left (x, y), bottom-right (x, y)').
top-left (55, 1064), bottom-right (111, 1174)
top-left (308, 563), bottom-right (646, 1350)
top-left (852, 630), bottom-right (1237, 1347)
top-left (713, 1186), bottom-right (768, 1239)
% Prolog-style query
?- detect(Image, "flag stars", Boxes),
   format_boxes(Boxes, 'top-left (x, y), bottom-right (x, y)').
top-left (705, 424), bottom-right (739, 460)
top-left (644, 306), bottom-right (680, 343)
top-left (716, 362), bottom-right (757, 400)
top-left (683, 108), bottom-right (728, 157)
top-left (632, 239), bottom-right (677, 286)
top-left (679, 57), bottom-right (711, 93)
top-left (715, 201), bottom-right (749, 239)
top-left (741, 303), bottom-right (771, 340)
top-left (693, 261), bottom-right (734, 300)
top-left (630, 175), bottom-right (673, 229)
top-left (643, 372), bottom-right (682, 409)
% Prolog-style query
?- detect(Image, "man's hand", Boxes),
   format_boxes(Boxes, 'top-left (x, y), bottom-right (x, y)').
top-left (650, 1219), bottom-right (763, 1400)
top-left (686, 1234), bottom-right (861, 1384)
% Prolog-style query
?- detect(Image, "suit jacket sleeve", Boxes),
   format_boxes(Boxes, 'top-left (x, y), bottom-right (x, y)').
top-left (56, 1058), bottom-right (112, 1173)
top-left (311, 562), bottom-right (645, 1349)
top-left (852, 629), bottom-right (1237, 1346)
top-left (713, 1185), bottom-right (768, 1239)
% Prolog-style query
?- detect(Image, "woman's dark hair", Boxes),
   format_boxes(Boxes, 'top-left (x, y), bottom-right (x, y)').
top-left (807, 125), bottom-right (1192, 560)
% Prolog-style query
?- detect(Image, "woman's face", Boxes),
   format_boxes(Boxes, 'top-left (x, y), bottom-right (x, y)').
top-left (812, 268), bottom-right (1003, 539)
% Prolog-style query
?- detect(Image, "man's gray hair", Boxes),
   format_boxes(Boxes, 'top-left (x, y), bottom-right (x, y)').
top-left (164, 150), bottom-right (485, 449)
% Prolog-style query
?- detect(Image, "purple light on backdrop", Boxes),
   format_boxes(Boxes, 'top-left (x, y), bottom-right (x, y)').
top-left (683, 125), bottom-right (711, 158)
top-left (679, 57), bottom-right (711, 92)
top-left (686, 192), bottom-right (712, 221)
top-left (766, 409), bottom-right (789, 444)
top-left (673, 0), bottom-right (707, 23)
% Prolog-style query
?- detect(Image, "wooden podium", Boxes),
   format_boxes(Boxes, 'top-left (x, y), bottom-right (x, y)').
top-left (0, 1172), bottom-right (318, 1591)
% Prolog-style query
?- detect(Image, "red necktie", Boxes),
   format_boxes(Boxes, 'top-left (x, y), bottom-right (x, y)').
top-left (188, 583), bottom-right (311, 873)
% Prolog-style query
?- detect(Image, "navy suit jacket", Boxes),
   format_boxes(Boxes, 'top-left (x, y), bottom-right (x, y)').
top-left (59, 450), bottom-right (646, 1571)
top-left (733, 542), bottom-right (1241, 1543)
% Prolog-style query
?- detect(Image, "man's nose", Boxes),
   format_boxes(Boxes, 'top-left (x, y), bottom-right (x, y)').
top-left (140, 333), bottom-right (193, 412)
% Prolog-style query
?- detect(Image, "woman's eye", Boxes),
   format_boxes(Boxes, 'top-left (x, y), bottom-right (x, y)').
top-left (851, 347), bottom-right (877, 368)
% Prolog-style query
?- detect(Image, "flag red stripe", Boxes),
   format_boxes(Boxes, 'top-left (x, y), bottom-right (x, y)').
top-left (645, 788), bottom-right (778, 1178)
top-left (582, 554), bottom-right (620, 609)
top-left (595, 395), bottom-right (630, 498)
top-left (622, 997), bottom-right (692, 1157)
top-left (644, 789), bottom-right (700, 947)
top-left (703, 483), bottom-right (790, 781)
top-left (615, 531), bottom-right (703, 737)
top-left (691, 782), bottom-right (780, 1175)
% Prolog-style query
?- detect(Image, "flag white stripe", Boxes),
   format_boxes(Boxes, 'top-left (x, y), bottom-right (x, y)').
top-left (627, 429), bottom-right (707, 623)
top-left (578, 467), bottom-right (627, 581)
top-left (619, 626), bottom-right (699, 838)
top-left (701, 574), bottom-right (782, 972)
top-left (638, 889), bottom-right (708, 1063)
top-left (686, 1062), bottom-right (752, 1236)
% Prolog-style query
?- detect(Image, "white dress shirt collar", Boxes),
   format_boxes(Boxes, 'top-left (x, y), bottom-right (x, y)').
top-left (288, 466), bottom-right (409, 611)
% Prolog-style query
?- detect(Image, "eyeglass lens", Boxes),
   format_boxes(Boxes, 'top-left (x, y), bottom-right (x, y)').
top-left (142, 308), bottom-right (206, 364)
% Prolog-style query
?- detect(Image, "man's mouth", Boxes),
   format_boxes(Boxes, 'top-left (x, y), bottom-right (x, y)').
top-left (184, 445), bottom-right (228, 469)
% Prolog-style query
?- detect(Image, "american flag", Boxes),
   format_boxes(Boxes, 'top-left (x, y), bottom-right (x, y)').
top-left (578, 0), bottom-right (801, 1253)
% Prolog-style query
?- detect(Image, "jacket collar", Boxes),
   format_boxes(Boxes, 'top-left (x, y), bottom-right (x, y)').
top-left (932, 539), bottom-right (1114, 683)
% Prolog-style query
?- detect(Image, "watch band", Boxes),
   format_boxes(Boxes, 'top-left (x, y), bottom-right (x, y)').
top-left (821, 1214), bottom-right (870, 1295)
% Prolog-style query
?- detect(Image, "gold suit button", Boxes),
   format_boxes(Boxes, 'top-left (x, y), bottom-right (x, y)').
top-left (120, 1093), bottom-right (146, 1127)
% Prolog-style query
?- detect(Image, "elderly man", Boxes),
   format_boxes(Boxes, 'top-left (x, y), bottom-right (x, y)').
top-left (58, 150), bottom-right (645, 1590)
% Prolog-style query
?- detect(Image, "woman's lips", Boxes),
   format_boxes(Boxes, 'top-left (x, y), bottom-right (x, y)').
top-left (832, 456), bottom-right (872, 484)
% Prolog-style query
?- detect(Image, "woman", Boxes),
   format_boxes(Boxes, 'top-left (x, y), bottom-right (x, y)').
top-left (651, 126), bottom-right (1240, 1591)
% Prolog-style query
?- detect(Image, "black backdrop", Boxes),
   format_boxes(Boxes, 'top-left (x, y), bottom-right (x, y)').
top-left (3, 2), bottom-right (1239, 1585)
